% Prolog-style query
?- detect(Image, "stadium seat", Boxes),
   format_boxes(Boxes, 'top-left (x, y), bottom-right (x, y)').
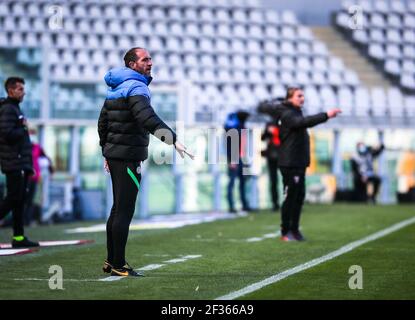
top-left (298, 26), bottom-right (314, 42)
top-left (200, 38), bottom-right (214, 53)
top-left (281, 26), bottom-right (296, 40)
top-left (264, 10), bottom-right (280, 25)
top-left (248, 55), bottom-right (262, 69)
top-left (385, 44), bottom-right (402, 59)
top-left (201, 24), bottom-right (215, 38)
top-left (401, 74), bottom-right (415, 91)
top-left (10, 33), bottom-right (23, 47)
top-left (338, 86), bottom-right (354, 115)
top-left (281, 10), bottom-right (297, 25)
top-left (264, 71), bottom-right (278, 84)
top-left (403, 45), bottom-right (415, 59)
top-left (280, 56), bottom-right (295, 71)
top-left (402, 60), bottom-right (415, 74)
top-left (297, 42), bottom-right (312, 56)
top-left (313, 42), bottom-right (328, 56)
top-left (371, 87), bottom-right (388, 116)
top-left (280, 41), bottom-right (296, 56)
top-left (264, 55), bottom-right (278, 70)
top-left (311, 72), bottom-right (327, 86)
top-left (328, 72), bottom-right (343, 87)
top-left (329, 57), bottom-right (345, 72)
top-left (404, 95), bottom-right (415, 116)
top-left (353, 30), bottom-right (369, 44)
top-left (171, 68), bottom-right (186, 81)
top-left (264, 41), bottom-right (279, 53)
top-left (385, 59), bottom-right (401, 76)
top-left (368, 43), bottom-right (385, 60)
top-left (387, 87), bottom-right (405, 117)
top-left (296, 71), bottom-right (311, 86)
top-left (233, 70), bottom-right (246, 83)
top-left (215, 39), bottom-right (229, 53)
top-left (313, 57), bottom-right (328, 72)
top-left (370, 13), bottom-right (386, 28)
top-left (25, 33), bottom-right (38, 47)
top-left (403, 13), bottom-right (415, 28)
top-left (152, 7), bottom-right (166, 20)
top-left (217, 55), bottom-right (231, 68)
top-left (320, 86), bottom-right (337, 108)
top-left (354, 88), bottom-right (371, 117)
top-left (92, 20), bottom-right (106, 34)
top-left (184, 8), bottom-right (198, 21)
top-left (374, 0), bottom-right (389, 14)
top-left (216, 9), bottom-right (230, 22)
top-left (280, 71), bottom-right (295, 85)
top-left (119, 6), bottom-right (133, 19)
top-left (297, 57), bottom-right (312, 72)
top-left (184, 23), bottom-right (200, 37)
top-left (390, 0), bottom-right (406, 14)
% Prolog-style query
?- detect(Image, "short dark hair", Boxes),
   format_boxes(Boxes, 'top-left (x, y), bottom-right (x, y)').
top-left (124, 47), bottom-right (144, 68)
top-left (5, 77), bottom-right (25, 93)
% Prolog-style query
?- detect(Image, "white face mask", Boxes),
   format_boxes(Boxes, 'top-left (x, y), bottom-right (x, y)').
top-left (358, 145), bottom-right (367, 154)
top-left (30, 135), bottom-right (39, 144)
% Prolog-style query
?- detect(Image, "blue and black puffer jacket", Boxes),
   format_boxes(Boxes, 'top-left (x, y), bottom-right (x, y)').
top-left (98, 67), bottom-right (176, 161)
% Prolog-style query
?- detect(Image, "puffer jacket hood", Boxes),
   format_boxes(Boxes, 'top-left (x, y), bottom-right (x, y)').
top-left (104, 67), bottom-right (152, 88)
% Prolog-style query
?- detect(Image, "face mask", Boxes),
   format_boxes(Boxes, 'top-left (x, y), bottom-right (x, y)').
top-left (30, 135), bottom-right (39, 144)
top-left (358, 145), bottom-right (367, 154)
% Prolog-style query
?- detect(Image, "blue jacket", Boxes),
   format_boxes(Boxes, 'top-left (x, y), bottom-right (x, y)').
top-left (98, 67), bottom-right (176, 161)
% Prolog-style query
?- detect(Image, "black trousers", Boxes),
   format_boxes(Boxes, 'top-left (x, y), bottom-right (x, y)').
top-left (106, 159), bottom-right (141, 269)
top-left (280, 167), bottom-right (306, 235)
top-left (367, 176), bottom-right (381, 202)
top-left (267, 159), bottom-right (279, 210)
top-left (24, 179), bottom-right (38, 225)
top-left (0, 170), bottom-right (29, 236)
top-left (227, 161), bottom-right (249, 211)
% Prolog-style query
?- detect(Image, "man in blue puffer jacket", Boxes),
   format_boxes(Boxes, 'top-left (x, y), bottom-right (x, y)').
top-left (98, 47), bottom-right (193, 277)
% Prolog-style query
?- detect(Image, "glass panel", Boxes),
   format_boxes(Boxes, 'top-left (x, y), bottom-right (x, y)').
top-left (43, 126), bottom-right (70, 172)
top-left (80, 126), bottom-right (101, 172)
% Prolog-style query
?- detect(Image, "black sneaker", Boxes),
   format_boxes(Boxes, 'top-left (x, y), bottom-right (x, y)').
top-left (292, 231), bottom-right (306, 241)
top-left (12, 237), bottom-right (39, 248)
top-left (102, 260), bottom-right (113, 274)
top-left (110, 263), bottom-right (144, 277)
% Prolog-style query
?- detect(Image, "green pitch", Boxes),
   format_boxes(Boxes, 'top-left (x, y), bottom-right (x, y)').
top-left (0, 204), bottom-right (414, 300)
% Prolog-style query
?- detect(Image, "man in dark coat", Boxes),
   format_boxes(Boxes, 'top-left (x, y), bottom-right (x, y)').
top-left (224, 110), bottom-right (251, 213)
top-left (0, 77), bottom-right (38, 247)
top-left (98, 47), bottom-right (193, 277)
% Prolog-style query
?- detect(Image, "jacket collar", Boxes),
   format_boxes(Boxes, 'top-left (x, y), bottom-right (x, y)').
top-left (5, 97), bottom-right (20, 106)
top-left (282, 101), bottom-right (302, 113)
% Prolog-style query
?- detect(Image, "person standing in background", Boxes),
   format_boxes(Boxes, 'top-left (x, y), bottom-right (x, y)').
top-left (261, 122), bottom-right (281, 211)
top-left (224, 110), bottom-right (252, 213)
top-left (352, 142), bottom-right (385, 204)
top-left (0, 77), bottom-right (39, 247)
top-left (23, 129), bottom-right (54, 225)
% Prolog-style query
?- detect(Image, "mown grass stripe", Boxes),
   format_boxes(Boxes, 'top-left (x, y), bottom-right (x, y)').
top-left (216, 215), bottom-right (415, 300)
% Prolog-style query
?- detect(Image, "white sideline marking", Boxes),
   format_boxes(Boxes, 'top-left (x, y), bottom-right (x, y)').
top-left (13, 278), bottom-right (103, 282)
top-left (99, 254), bottom-right (202, 282)
top-left (216, 216), bottom-right (415, 300)
top-left (246, 232), bottom-right (280, 243)
top-left (138, 264), bottom-right (166, 271)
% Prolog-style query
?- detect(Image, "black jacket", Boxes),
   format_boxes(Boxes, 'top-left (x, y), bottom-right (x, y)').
top-left (0, 97), bottom-right (33, 173)
top-left (98, 67), bottom-right (176, 162)
top-left (258, 101), bottom-right (328, 168)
